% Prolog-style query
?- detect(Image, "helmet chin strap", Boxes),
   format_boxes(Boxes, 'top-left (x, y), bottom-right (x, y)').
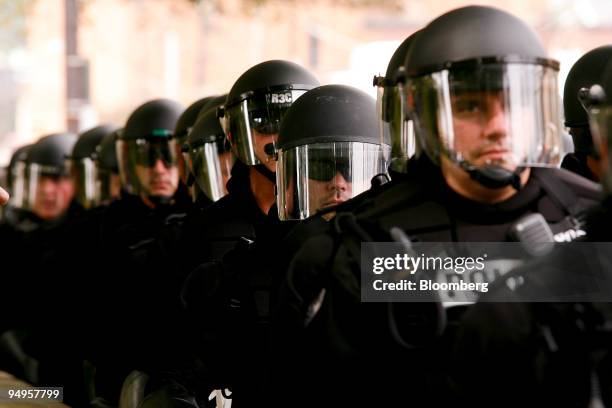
top-left (254, 142), bottom-right (277, 182)
top-left (458, 159), bottom-right (524, 191)
top-left (147, 194), bottom-right (173, 207)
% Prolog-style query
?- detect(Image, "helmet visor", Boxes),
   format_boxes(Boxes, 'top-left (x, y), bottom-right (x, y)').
top-left (92, 167), bottom-right (120, 207)
top-left (408, 63), bottom-right (563, 172)
top-left (277, 142), bottom-right (389, 220)
top-left (69, 157), bottom-right (97, 209)
top-left (222, 89), bottom-right (309, 165)
top-left (9, 160), bottom-right (28, 209)
top-left (376, 80), bottom-right (418, 173)
top-left (116, 138), bottom-right (179, 197)
top-left (185, 137), bottom-right (234, 202)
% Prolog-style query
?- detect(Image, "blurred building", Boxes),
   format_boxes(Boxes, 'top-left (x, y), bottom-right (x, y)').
top-left (0, 0), bottom-right (611, 165)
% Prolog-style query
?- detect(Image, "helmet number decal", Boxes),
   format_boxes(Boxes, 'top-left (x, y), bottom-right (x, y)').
top-left (268, 92), bottom-right (293, 104)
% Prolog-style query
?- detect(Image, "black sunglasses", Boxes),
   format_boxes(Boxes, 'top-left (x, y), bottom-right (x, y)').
top-left (252, 115), bottom-right (281, 135)
top-left (136, 144), bottom-right (175, 168)
top-left (308, 159), bottom-right (352, 182)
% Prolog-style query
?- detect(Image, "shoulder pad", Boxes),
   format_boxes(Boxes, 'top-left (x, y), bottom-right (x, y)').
top-left (537, 167), bottom-right (601, 201)
top-left (357, 177), bottom-right (426, 221)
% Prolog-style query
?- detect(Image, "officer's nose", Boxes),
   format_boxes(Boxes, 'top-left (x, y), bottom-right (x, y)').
top-left (328, 172), bottom-right (348, 192)
top-left (152, 158), bottom-right (167, 173)
top-left (483, 95), bottom-right (508, 143)
top-left (39, 177), bottom-right (57, 196)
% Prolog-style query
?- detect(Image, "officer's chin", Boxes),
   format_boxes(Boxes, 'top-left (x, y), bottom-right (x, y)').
top-left (471, 154), bottom-right (516, 171)
top-left (149, 184), bottom-right (176, 197)
top-left (262, 160), bottom-right (277, 173)
top-left (34, 207), bottom-right (62, 221)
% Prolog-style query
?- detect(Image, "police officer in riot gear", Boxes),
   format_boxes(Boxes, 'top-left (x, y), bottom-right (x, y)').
top-left (403, 8), bottom-right (565, 195)
top-left (373, 31), bottom-right (419, 174)
top-left (0, 134), bottom-right (75, 312)
top-left (24, 133), bottom-right (78, 225)
top-left (179, 60), bottom-right (319, 274)
top-left (69, 124), bottom-right (118, 210)
top-left (218, 60), bottom-right (320, 179)
top-left (132, 97), bottom-right (234, 408)
top-left (561, 46), bottom-right (612, 182)
top-left (307, 31), bottom-right (418, 220)
top-left (171, 61), bottom-right (320, 407)
top-left (448, 61), bottom-right (612, 408)
top-left (115, 98), bottom-right (186, 208)
top-left (265, 84), bottom-right (390, 403)
top-left (275, 84), bottom-right (389, 220)
top-left (171, 83), bottom-right (388, 408)
top-left (151, 97), bottom-right (231, 286)
top-left (182, 95), bottom-right (232, 205)
top-left (125, 96), bottom-right (234, 408)
top-left (0, 132), bottom-right (94, 407)
top-left (174, 97), bottom-right (219, 201)
top-left (0, 134), bottom-right (76, 285)
top-left (283, 6), bottom-right (600, 407)
top-left (88, 98), bottom-right (190, 405)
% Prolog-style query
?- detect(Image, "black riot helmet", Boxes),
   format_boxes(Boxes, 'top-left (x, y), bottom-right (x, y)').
top-left (6, 144), bottom-right (32, 209)
top-left (175, 97), bottom-right (218, 186)
top-left (174, 97), bottom-right (218, 146)
top-left (97, 128), bottom-right (120, 172)
top-left (117, 98), bottom-right (184, 201)
top-left (200, 94), bottom-right (227, 116)
top-left (373, 31), bottom-right (419, 173)
top-left (404, 6), bottom-right (563, 190)
top-left (564, 46), bottom-right (612, 155)
top-left (276, 84), bottom-right (390, 220)
top-left (218, 60), bottom-right (320, 175)
top-left (70, 124), bottom-right (118, 209)
top-left (27, 133), bottom-right (76, 173)
top-left (183, 95), bottom-right (233, 202)
top-left (25, 133), bottom-right (77, 219)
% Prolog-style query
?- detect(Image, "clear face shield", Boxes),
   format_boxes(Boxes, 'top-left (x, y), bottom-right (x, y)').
top-left (177, 136), bottom-right (189, 186)
top-left (9, 160), bottom-right (28, 209)
top-left (586, 85), bottom-right (612, 192)
top-left (116, 137), bottom-right (179, 199)
top-left (375, 74), bottom-right (417, 173)
top-left (183, 135), bottom-right (235, 202)
top-left (68, 157), bottom-right (97, 209)
top-left (407, 62), bottom-right (563, 177)
top-left (220, 88), bottom-right (309, 169)
top-left (92, 166), bottom-right (120, 207)
top-left (26, 163), bottom-right (75, 221)
top-left (277, 141), bottom-right (390, 220)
